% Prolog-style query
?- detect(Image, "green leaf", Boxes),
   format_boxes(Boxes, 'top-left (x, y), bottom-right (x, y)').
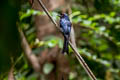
top-left (110, 12), bottom-right (116, 17)
top-left (69, 72), bottom-right (77, 79)
top-left (80, 14), bottom-right (88, 18)
top-left (93, 14), bottom-right (101, 20)
top-left (82, 20), bottom-right (92, 26)
top-left (70, 11), bottom-right (81, 19)
top-left (43, 63), bottom-right (54, 75)
top-left (20, 9), bottom-right (42, 21)
top-left (46, 39), bottom-right (58, 47)
top-left (58, 39), bottom-right (63, 48)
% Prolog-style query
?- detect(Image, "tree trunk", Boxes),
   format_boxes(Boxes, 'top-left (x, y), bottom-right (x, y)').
top-left (29, 0), bottom-right (70, 79)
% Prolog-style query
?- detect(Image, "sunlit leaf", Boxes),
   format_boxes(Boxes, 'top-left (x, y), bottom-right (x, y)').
top-left (110, 12), bottom-right (116, 17)
top-left (20, 9), bottom-right (43, 21)
top-left (69, 72), bottom-right (77, 79)
top-left (43, 63), bottom-right (54, 75)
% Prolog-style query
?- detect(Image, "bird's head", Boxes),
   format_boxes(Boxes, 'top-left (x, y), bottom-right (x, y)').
top-left (58, 13), bottom-right (68, 18)
top-left (58, 13), bottom-right (69, 20)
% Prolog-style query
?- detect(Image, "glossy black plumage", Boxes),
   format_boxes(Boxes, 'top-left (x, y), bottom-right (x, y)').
top-left (60, 13), bottom-right (71, 54)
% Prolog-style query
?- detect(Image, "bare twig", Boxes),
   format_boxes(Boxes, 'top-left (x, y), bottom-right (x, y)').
top-left (8, 58), bottom-right (15, 80)
top-left (70, 27), bottom-right (77, 48)
top-left (37, 0), bottom-right (97, 80)
top-left (8, 65), bottom-right (14, 80)
top-left (18, 28), bottom-right (40, 72)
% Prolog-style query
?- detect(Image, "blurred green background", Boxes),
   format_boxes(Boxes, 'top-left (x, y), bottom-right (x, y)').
top-left (1, 0), bottom-right (120, 80)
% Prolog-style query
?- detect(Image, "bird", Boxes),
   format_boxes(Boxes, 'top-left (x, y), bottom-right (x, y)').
top-left (59, 13), bottom-right (71, 54)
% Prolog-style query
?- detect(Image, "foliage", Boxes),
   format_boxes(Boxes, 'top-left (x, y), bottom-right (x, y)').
top-left (1, 0), bottom-right (120, 80)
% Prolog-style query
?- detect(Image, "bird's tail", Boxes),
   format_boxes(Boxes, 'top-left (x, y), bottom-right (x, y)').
top-left (62, 36), bottom-right (69, 54)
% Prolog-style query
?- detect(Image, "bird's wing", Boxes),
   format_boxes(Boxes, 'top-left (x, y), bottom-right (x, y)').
top-left (67, 21), bottom-right (71, 36)
top-left (60, 18), bottom-right (71, 36)
top-left (60, 19), bottom-right (68, 33)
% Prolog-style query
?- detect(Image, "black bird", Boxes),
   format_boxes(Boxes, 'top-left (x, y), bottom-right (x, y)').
top-left (59, 13), bottom-right (71, 54)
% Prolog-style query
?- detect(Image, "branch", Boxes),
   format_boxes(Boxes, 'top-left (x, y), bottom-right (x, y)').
top-left (18, 28), bottom-right (40, 72)
top-left (37, 0), bottom-right (97, 80)
top-left (8, 58), bottom-right (15, 80)
top-left (8, 65), bottom-right (14, 80)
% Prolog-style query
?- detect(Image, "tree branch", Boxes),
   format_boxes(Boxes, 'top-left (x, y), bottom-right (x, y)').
top-left (18, 28), bottom-right (40, 72)
top-left (8, 65), bottom-right (14, 80)
top-left (8, 58), bottom-right (15, 80)
top-left (37, 0), bottom-right (97, 80)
